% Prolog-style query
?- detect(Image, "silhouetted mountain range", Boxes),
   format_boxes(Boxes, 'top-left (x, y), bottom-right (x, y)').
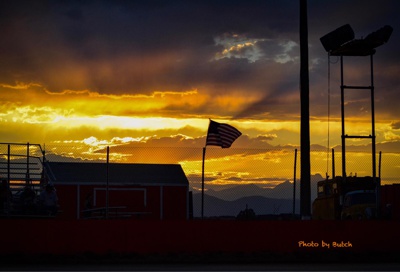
top-left (197, 173), bottom-right (323, 200)
top-left (192, 193), bottom-right (299, 217)
top-left (192, 173), bottom-right (324, 217)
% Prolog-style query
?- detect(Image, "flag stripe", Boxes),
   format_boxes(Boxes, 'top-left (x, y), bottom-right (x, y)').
top-left (205, 120), bottom-right (242, 148)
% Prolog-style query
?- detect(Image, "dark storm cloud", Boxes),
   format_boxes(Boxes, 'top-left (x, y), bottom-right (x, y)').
top-left (307, 0), bottom-right (400, 121)
top-left (0, 0), bottom-right (399, 120)
top-left (0, 0), bottom-right (298, 93)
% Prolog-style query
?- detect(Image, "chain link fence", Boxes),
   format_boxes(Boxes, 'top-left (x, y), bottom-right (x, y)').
top-left (1, 143), bottom-right (399, 218)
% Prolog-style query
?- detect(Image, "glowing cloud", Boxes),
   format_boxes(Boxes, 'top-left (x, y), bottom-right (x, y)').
top-left (213, 33), bottom-right (267, 62)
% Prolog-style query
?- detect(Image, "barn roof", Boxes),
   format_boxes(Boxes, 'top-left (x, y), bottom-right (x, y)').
top-left (45, 162), bottom-right (189, 186)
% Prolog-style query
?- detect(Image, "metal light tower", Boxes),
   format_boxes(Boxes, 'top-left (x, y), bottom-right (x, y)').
top-left (320, 24), bottom-right (393, 216)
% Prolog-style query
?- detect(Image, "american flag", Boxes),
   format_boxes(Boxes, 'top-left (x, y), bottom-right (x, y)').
top-left (205, 119), bottom-right (242, 148)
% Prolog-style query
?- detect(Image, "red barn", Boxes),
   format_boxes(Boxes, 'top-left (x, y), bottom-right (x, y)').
top-left (45, 162), bottom-right (190, 220)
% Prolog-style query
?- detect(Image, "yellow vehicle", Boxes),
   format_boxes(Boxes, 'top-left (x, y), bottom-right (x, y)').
top-left (312, 176), bottom-right (377, 220)
top-left (312, 178), bottom-right (341, 220)
top-left (341, 190), bottom-right (376, 220)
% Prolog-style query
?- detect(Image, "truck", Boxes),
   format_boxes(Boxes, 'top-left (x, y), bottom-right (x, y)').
top-left (312, 176), bottom-right (400, 220)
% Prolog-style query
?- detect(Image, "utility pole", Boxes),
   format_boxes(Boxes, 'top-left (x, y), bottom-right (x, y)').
top-left (299, 0), bottom-right (311, 219)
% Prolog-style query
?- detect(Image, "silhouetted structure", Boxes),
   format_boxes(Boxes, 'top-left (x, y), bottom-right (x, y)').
top-left (299, 0), bottom-right (311, 219)
top-left (46, 162), bottom-right (190, 220)
top-left (315, 24), bottom-right (393, 219)
top-left (236, 204), bottom-right (256, 220)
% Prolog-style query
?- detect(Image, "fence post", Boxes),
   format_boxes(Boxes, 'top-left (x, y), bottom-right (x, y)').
top-left (293, 149), bottom-right (298, 215)
top-left (106, 146), bottom-right (109, 219)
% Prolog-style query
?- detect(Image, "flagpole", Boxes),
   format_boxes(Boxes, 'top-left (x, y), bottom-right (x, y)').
top-left (202, 119), bottom-right (241, 219)
top-left (201, 146), bottom-right (206, 219)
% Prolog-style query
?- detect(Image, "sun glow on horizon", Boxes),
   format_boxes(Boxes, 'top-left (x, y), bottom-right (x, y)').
top-left (0, 0), bottom-right (399, 198)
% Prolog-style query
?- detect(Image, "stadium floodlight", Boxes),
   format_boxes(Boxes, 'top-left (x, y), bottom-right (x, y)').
top-left (320, 24), bottom-right (393, 56)
top-left (364, 25), bottom-right (393, 47)
top-left (320, 24), bottom-right (355, 52)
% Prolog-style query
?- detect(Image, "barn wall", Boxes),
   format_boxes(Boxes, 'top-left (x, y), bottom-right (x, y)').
top-left (147, 186), bottom-right (162, 219)
top-left (163, 186), bottom-right (188, 220)
top-left (55, 184), bottom-right (188, 220)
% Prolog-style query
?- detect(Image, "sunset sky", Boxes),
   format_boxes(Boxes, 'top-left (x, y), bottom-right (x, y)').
top-left (1, 0), bottom-right (399, 188)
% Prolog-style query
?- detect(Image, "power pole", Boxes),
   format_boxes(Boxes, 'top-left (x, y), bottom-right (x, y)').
top-left (299, 0), bottom-right (311, 219)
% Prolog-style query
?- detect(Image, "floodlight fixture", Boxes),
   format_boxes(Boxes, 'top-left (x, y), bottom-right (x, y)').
top-left (320, 24), bottom-right (393, 56)
top-left (320, 24), bottom-right (355, 52)
top-left (364, 25), bottom-right (393, 47)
